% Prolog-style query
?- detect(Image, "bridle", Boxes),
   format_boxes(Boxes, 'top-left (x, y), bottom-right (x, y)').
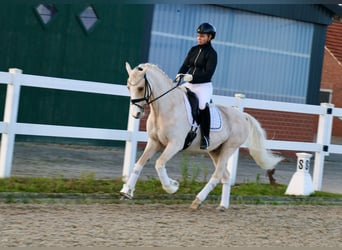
top-left (129, 70), bottom-right (182, 112)
top-left (129, 74), bottom-right (153, 111)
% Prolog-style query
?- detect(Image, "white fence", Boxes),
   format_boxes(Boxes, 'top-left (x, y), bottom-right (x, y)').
top-left (0, 68), bottom-right (341, 191)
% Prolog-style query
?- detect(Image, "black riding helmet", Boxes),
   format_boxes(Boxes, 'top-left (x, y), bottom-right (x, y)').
top-left (197, 22), bottom-right (216, 39)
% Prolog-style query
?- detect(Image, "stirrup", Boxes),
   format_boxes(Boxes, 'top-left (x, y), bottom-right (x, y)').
top-left (200, 136), bottom-right (209, 149)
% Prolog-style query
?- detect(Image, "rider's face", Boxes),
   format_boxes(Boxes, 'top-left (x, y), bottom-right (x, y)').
top-left (197, 33), bottom-right (211, 45)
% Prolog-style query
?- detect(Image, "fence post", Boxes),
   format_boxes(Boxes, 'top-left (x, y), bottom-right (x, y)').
top-left (313, 102), bottom-right (334, 191)
top-left (0, 68), bottom-right (22, 178)
top-left (122, 105), bottom-right (140, 182)
top-left (227, 93), bottom-right (245, 185)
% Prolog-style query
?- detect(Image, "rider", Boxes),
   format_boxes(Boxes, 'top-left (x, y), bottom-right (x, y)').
top-left (176, 22), bottom-right (217, 150)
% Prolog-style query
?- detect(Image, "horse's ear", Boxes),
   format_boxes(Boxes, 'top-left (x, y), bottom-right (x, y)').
top-left (125, 62), bottom-right (132, 74)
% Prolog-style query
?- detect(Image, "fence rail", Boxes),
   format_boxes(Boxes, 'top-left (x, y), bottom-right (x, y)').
top-left (0, 68), bottom-right (341, 191)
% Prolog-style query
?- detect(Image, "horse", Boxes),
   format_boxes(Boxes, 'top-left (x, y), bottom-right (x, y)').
top-left (120, 62), bottom-right (283, 210)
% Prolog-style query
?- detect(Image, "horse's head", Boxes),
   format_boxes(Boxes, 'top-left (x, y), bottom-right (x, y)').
top-left (125, 62), bottom-right (151, 119)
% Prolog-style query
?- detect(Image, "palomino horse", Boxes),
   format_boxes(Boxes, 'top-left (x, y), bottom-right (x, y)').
top-left (120, 62), bottom-right (283, 210)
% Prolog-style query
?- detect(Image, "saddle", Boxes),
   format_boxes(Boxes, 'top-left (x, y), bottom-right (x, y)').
top-left (182, 88), bottom-right (221, 150)
top-left (185, 88), bottom-right (200, 124)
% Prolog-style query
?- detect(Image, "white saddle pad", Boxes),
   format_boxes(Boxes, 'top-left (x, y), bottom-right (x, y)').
top-left (183, 93), bottom-right (222, 131)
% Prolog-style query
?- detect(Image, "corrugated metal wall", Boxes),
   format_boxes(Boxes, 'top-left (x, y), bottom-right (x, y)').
top-left (148, 4), bottom-right (314, 103)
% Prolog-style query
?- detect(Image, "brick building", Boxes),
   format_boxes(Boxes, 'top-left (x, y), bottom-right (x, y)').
top-left (321, 20), bottom-right (342, 137)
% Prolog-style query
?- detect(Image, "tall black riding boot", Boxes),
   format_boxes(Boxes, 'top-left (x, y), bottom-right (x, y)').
top-left (199, 105), bottom-right (210, 149)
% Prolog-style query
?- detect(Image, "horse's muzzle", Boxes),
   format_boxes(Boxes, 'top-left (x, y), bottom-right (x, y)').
top-left (130, 102), bottom-right (145, 119)
top-left (131, 107), bottom-right (145, 119)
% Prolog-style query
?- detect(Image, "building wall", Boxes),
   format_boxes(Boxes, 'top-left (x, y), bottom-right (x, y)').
top-left (321, 47), bottom-right (342, 136)
top-left (246, 109), bottom-right (317, 158)
top-left (0, 4), bottom-right (336, 148)
top-left (0, 4), bottom-right (153, 145)
top-left (245, 109), bottom-right (317, 143)
top-left (143, 4), bottom-right (325, 156)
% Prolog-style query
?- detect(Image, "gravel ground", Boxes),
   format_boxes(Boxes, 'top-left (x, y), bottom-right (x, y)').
top-left (0, 204), bottom-right (341, 247)
top-left (1, 142), bottom-right (341, 247)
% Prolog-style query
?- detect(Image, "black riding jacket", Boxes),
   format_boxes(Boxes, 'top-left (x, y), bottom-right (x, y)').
top-left (178, 42), bottom-right (217, 84)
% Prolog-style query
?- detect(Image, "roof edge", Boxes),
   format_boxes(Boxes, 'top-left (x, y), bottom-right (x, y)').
top-left (322, 4), bottom-right (342, 17)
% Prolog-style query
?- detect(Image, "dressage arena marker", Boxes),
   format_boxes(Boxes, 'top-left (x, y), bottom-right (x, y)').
top-left (285, 152), bottom-right (314, 196)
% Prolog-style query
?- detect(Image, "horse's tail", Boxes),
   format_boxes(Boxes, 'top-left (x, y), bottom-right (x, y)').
top-left (245, 113), bottom-right (284, 170)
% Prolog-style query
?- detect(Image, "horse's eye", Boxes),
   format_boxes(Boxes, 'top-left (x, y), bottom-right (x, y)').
top-left (138, 86), bottom-right (144, 92)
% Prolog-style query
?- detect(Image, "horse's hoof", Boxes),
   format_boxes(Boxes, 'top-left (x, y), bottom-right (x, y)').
top-left (216, 206), bottom-right (227, 212)
top-left (190, 198), bottom-right (202, 210)
top-left (119, 192), bottom-right (133, 200)
top-left (163, 179), bottom-right (179, 194)
top-left (119, 195), bottom-right (130, 201)
top-left (119, 184), bottom-right (134, 199)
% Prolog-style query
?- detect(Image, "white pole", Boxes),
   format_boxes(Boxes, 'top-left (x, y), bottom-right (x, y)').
top-left (313, 103), bottom-right (334, 191)
top-left (227, 93), bottom-right (245, 185)
top-left (0, 68), bottom-right (22, 177)
top-left (122, 105), bottom-right (140, 182)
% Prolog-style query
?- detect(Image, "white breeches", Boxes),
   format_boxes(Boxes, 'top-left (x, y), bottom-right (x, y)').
top-left (184, 82), bottom-right (213, 109)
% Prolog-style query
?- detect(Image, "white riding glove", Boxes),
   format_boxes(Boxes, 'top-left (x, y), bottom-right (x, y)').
top-left (183, 74), bottom-right (193, 82)
top-left (175, 73), bottom-right (183, 83)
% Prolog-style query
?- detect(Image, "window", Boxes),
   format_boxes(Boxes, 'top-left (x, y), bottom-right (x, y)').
top-left (320, 89), bottom-right (332, 103)
top-left (78, 6), bottom-right (99, 33)
top-left (35, 4), bottom-right (57, 26)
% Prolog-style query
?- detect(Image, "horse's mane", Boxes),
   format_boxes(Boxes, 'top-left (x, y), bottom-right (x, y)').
top-left (138, 63), bottom-right (172, 83)
top-left (138, 63), bottom-right (187, 94)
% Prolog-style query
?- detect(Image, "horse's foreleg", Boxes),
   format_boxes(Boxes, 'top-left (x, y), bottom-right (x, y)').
top-left (120, 163), bottom-right (143, 199)
top-left (120, 139), bottom-right (161, 199)
top-left (156, 167), bottom-right (179, 194)
top-left (155, 143), bottom-right (181, 194)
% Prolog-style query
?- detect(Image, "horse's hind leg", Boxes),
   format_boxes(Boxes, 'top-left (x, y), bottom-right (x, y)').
top-left (207, 151), bottom-right (231, 210)
top-left (190, 148), bottom-right (222, 210)
top-left (120, 139), bottom-right (161, 199)
top-left (190, 146), bottom-right (236, 210)
top-left (218, 168), bottom-right (231, 211)
top-left (190, 176), bottom-right (220, 209)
